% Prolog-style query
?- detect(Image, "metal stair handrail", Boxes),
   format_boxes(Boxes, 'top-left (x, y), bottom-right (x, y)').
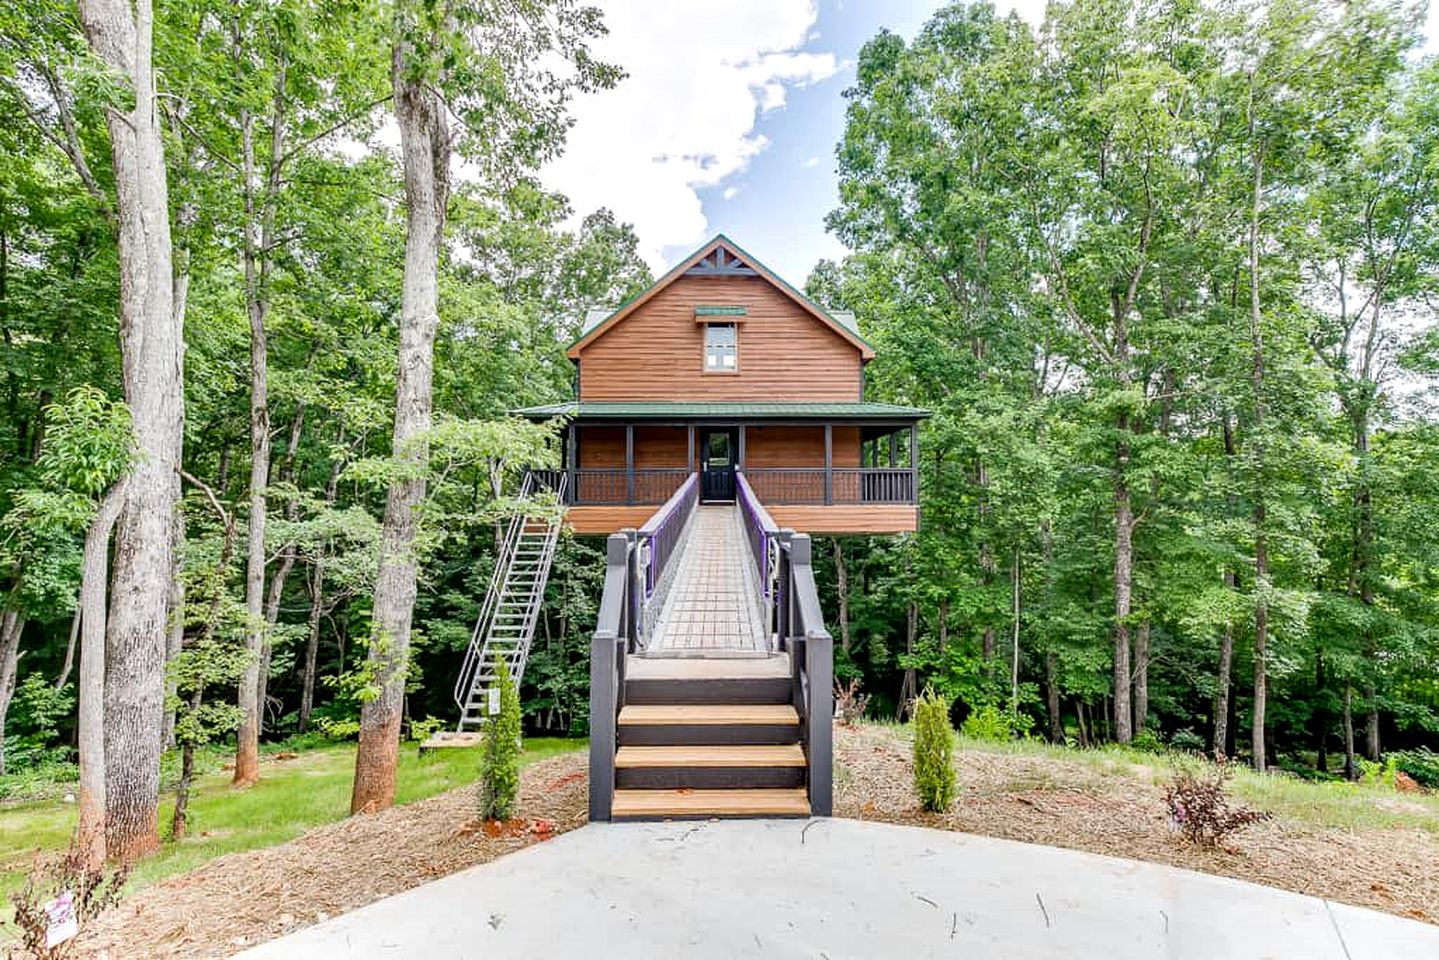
top-left (452, 470), bottom-right (565, 712)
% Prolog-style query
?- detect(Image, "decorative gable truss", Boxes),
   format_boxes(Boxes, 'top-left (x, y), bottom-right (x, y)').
top-left (685, 245), bottom-right (759, 278)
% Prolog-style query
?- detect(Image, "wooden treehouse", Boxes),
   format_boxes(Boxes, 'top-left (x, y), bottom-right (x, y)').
top-left (450, 236), bottom-right (928, 821)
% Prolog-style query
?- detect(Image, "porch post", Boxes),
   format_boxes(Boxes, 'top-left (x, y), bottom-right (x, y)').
top-left (888, 431), bottom-right (897, 467)
top-left (738, 424), bottom-right (746, 470)
top-left (823, 424), bottom-right (833, 505)
top-left (565, 424), bottom-right (577, 502)
top-left (909, 425), bottom-right (919, 502)
top-left (687, 424), bottom-right (696, 475)
top-left (625, 424), bottom-right (635, 505)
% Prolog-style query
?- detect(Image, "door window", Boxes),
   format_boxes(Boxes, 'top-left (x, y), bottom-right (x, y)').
top-left (706, 432), bottom-right (731, 467)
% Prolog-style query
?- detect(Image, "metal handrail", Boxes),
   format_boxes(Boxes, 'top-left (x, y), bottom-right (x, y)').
top-left (451, 470), bottom-right (565, 711)
top-left (736, 472), bottom-right (779, 643)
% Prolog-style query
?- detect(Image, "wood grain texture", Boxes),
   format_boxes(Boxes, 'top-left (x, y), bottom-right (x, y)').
top-left (577, 275), bottom-right (863, 401)
top-left (614, 744), bottom-right (806, 767)
top-left (578, 425), bottom-right (689, 468)
top-left (610, 787), bottom-right (810, 818)
top-left (564, 505), bottom-right (665, 534)
top-left (745, 425), bottom-right (860, 467)
top-left (766, 505), bottom-right (918, 534)
top-left (618, 703), bottom-right (800, 726)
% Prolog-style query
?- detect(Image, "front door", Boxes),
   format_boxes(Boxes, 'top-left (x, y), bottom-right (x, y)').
top-left (700, 428), bottom-right (737, 502)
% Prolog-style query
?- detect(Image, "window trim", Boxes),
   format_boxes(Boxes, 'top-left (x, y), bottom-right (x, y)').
top-left (703, 321), bottom-right (739, 374)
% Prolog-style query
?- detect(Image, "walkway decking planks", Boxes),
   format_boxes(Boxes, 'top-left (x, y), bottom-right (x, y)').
top-left (646, 505), bottom-right (769, 656)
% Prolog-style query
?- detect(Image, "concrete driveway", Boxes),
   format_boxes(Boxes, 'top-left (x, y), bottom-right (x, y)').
top-left (240, 818), bottom-right (1439, 959)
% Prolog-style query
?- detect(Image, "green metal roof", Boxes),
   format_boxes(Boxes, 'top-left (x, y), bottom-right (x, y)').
top-left (513, 401), bottom-right (929, 421)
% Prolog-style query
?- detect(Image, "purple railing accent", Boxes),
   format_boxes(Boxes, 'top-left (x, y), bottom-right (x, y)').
top-left (638, 472), bottom-right (699, 598)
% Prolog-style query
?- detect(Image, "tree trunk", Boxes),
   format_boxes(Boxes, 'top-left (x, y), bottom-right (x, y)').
top-left (1045, 649), bottom-right (1063, 744)
top-left (300, 431), bottom-right (344, 733)
top-left (1133, 620), bottom-right (1150, 736)
top-left (1112, 423), bottom-right (1134, 745)
top-left (1247, 138), bottom-right (1270, 775)
top-left (1214, 416), bottom-right (1238, 762)
top-left (896, 595), bottom-right (918, 722)
top-left (257, 403), bottom-right (306, 735)
top-left (0, 610), bottom-right (24, 777)
top-left (832, 539), bottom-right (850, 655)
top-left (169, 685), bottom-right (201, 841)
top-left (78, 480), bottom-right (126, 868)
top-left (351, 30), bottom-right (450, 815)
top-left (78, 0), bottom-right (182, 862)
top-left (1010, 545), bottom-right (1021, 715)
top-left (1075, 699), bottom-right (1090, 748)
top-left (1342, 684), bottom-right (1357, 781)
top-left (161, 505), bottom-right (185, 750)
top-left (55, 607), bottom-right (81, 691)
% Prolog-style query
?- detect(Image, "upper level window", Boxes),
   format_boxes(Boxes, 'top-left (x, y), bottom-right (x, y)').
top-left (704, 323), bottom-right (737, 372)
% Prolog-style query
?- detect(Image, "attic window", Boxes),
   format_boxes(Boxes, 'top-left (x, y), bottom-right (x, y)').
top-left (704, 323), bottom-right (737, 372)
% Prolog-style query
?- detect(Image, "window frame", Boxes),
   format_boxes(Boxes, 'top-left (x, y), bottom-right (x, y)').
top-left (703, 321), bottom-right (739, 374)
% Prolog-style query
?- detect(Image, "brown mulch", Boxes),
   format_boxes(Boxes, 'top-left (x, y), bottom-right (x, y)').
top-left (75, 752), bottom-right (588, 958)
top-left (833, 724), bottom-right (1439, 925)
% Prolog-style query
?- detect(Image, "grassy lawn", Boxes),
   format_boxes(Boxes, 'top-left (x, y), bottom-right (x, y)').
top-left (0, 736), bottom-right (583, 929)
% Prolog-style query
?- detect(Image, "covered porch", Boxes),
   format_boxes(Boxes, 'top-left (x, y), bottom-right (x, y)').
top-left (518, 401), bottom-right (927, 535)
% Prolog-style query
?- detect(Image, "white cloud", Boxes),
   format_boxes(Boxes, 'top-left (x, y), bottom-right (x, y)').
top-left (722, 187), bottom-right (740, 201)
top-left (804, 156), bottom-right (820, 169)
top-left (540, 1), bottom-right (838, 271)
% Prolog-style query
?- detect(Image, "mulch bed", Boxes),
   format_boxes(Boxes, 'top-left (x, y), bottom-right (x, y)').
top-left (833, 723), bottom-right (1439, 925)
top-left (74, 752), bottom-right (588, 958)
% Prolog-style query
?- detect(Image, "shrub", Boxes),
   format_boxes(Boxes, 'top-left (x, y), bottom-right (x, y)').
top-left (1164, 765), bottom-right (1271, 847)
top-left (834, 678), bottom-right (869, 726)
top-left (912, 688), bottom-right (956, 813)
top-left (1389, 748), bottom-right (1439, 790)
top-left (1129, 729), bottom-right (1164, 754)
top-left (479, 657), bottom-right (522, 821)
top-left (1168, 728), bottom-right (1206, 754)
top-left (408, 716), bottom-right (444, 743)
top-left (11, 836), bottom-right (128, 959)
top-left (1358, 756), bottom-right (1401, 789)
top-left (959, 704), bottom-right (1012, 742)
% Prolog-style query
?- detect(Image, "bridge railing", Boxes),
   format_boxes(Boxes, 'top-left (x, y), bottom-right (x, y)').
top-left (588, 531), bottom-right (635, 822)
top-left (776, 530), bottom-right (834, 816)
top-left (636, 473), bottom-right (699, 643)
top-left (736, 471), bottom-right (779, 648)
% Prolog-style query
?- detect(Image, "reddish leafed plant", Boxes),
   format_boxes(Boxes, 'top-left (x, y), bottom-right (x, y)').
top-left (1164, 765), bottom-right (1271, 848)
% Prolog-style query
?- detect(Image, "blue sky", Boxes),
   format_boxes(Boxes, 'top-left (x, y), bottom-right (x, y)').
top-left (542, 0), bottom-right (1437, 289)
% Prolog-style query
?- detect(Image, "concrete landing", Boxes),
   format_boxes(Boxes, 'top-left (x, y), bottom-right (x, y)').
top-left (238, 819), bottom-right (1439, 959)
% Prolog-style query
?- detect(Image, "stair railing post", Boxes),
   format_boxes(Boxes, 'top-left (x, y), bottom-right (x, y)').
top-left (623, 527), bottom-right (642, 651)
top-left (589, 532), bottom-right (631, 822)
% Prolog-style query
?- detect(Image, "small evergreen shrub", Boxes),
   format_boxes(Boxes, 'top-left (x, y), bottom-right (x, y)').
top-left (1164, 765), bottom-right (1271, 847)
top-left (1390, 748), bottom-right (1439, 789)
top-left (913, 688), bottom-right (956, 813)
top-left (479, 657), bottom-right (522, 821)
top-left (959, 704), bottom-right (1012, 742)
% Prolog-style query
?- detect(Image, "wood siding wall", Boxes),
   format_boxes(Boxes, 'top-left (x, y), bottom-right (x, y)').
top-left (564, 504), bottom-right (917, 536)
top-left (577, 426), bottom-right (690, 469)
top-left (576, 275), bottom-right (863, 401)
top-left (577, 425), bottom-right (860, 471)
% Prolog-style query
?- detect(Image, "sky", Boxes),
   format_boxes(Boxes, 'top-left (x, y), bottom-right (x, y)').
top-left (541, 0), bottom-right (1439, 287)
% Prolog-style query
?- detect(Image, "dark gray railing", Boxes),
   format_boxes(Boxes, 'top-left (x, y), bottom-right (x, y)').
top-left (736, 472), bottom-right (779, 645)
top-left (588, 532), bottom-right (635, 822)
top-left (776, 530), bottom-right (834, 816)
top-left (741, 466), bottom-right (915, 505)
top-left (569, 468), bottom-right (688, 506)
top-left (637, 473), bottom-right (699, 641)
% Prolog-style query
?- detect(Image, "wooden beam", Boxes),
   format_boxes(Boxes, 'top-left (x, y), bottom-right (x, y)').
top-left (738, 424), bottom-right (746, 470)
top-left (687, 424), bottom-right (696, 474)
top-left (625, 424), bottom-right (635, 505)
top-left (824, 424), bottom-right (833, 506)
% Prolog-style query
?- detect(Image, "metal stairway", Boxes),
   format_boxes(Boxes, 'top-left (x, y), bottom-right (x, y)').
top-left (452, 471), bottom-right (566, 732)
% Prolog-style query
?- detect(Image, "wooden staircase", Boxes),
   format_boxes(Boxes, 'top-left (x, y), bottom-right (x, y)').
top-left (610, 655), bottom-right (811, 820)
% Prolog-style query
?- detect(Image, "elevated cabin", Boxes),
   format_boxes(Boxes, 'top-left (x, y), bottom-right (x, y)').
top-left (450, 237), bottom-right (926, 822)
top-left (517, 235), bottom-right (927, 534)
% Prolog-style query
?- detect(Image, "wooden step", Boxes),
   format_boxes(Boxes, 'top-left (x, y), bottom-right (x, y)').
top-left (615, 744), bottom-right (806, 789)
top-left (618, 704), bottom-right (797, 725)
top-left (615, 744), bottom-right (805, 767)
top-left (611, 787), bottom-right (810, 820)
top-left (616, 703), bottom-right (800, 747)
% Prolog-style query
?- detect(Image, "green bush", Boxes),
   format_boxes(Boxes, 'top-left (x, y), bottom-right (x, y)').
top-left (1390, 748), bottom-right (1439, 789)
top-left (1168, 729), bottom-right (1206, 754)
top-left (913, 688), bottom-right (956, 813)
top-left (479, 656), bottom-right (522, 821)
top-left (1129, 729), bottom-right (1164, 753)
top-left (959, 704), bottom-right (1013, 742)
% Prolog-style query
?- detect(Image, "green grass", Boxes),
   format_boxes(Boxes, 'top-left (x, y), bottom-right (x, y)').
top-left (0, 736), bottom-right (583, 931)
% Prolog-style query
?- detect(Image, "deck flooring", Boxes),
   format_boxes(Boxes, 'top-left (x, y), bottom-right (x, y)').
top-left (646, 505), bottom-right (770, 657)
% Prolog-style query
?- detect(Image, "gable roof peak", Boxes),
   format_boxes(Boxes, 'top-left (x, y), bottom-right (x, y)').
top-left (567, 233), bottom-right (874, 360)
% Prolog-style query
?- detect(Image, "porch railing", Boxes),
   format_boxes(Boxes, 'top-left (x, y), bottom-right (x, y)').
top-left (741, 466), bottom-right (915, 505)
top-left (567, 467), bottom-right (689, 506)
top-left (776, 531), bottom-right (833, 816)
top-left (736, 472), bottom-right (779, 646)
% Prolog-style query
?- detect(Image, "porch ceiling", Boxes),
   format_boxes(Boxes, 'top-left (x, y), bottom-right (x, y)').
top-left (513, 401), bottom-right (930, 422)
